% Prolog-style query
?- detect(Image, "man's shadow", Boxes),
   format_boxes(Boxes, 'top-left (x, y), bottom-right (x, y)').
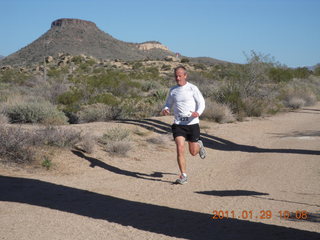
top-left (118, 118), bottom-right (320, 155)
top-left (72, 150), bottom-right (174, 183)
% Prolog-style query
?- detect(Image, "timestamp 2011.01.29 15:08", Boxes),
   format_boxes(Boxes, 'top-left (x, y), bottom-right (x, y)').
top-left (212, 210), bottom-right (308, 220)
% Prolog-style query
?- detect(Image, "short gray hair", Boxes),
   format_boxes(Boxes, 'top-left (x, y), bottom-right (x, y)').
top-left (174, 65), bottom-right (187, 75)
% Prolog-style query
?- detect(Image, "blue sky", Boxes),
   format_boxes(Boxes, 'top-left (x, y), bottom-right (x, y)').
top-left (1, 0), bottom-right (319, 67)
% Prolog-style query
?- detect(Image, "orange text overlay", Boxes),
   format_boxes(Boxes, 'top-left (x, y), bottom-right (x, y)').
top-left (212, 210), bottom-right (308, 220)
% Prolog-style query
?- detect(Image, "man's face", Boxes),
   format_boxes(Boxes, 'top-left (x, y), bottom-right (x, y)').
top-left (175, 69), bottom-right (187, 86)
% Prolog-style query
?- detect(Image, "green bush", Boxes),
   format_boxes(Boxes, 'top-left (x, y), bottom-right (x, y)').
top-left (180, 58), bottom-right (190, 63)
top-left (47, 66), bottom-right (68, 78)
top-left (268, 67), bottom-right (293, 82)
top-left (4, 101), bottom-right (68, 125)
top-left (292, 67), bottom-right (311, 79)
top-left (89, 93), bottom-right (118, 105)
top-left (57, 90), bottom-right (83, 105)
top-left (0, 69), bottom-right (30, 84)
top-left (314, 65), bottom-right (320, 76)
top-left (77, 103), bottom-right (117, 123)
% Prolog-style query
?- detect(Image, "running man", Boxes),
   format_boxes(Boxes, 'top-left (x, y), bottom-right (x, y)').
top-left (162, 66), bottom-right (206, 184)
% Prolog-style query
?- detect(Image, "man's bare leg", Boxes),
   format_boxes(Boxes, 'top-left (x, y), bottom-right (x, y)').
top-left (188, 141), bottom-right (200, 156)
top-left (175, 136), bottom-right (186, 174)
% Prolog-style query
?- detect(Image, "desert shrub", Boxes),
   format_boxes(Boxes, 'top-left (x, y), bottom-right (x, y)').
top-left (99, 126), bottom-right (132, 156)
top-left (188, 71), bottom-right (218, 98)
top-left (41, 156), bottom-right (52, 170)
top-left (161, 64), bottom-right (171, 71)
top-left (57, 90), bottom-right (83, 105)
top-left (194, 63), bottom-right (207, 70)
top-left (4, 100), bottom-right (68, 125)
top-left (141, 80), bottom-right (163, 92)
top-left (105, 141), bottom-right (132, 156)
top-left (0, 113), bottom-right (8, 124)
top-left (286, 97), bottom-right (306, 109)
top-left (47, 66), bottom-right (69, 78)
top-left (279, 80), bottom-right (318, 109)
top-left (314, 65), bottom-right (320, 76)
top-left (202, 99), bottom-right (235, 123)
top-left (132, 62), bottom-right (143, 70)
top-left (146, 67), bottom-right (160, 78)
top-left (76, 133), bottom-right (96, 154)
top-left (153, 89), bottom-right (169, 102)
top-left (71, 55), bottom-right (89, 64)
top-left (0, 124), bottom-right (84, 165)
top-left (242, 98), bottom-right (265, 117)
top-left (292, 67), bottom-right (311, 79)
top-left (119, 97), bottom-right (163, 119)
top-left (215, 82), bottom-right (245, 115)
top-left (0, 69), bottom-right (30, 84)
top-left (0, 125), bottom-right (35, 163)
top-left (89, 93), bottom-right (118, 106)
top-left (77, 103), bottom-right (116, 123)
top-left (33, 126), bottom-right (82, 148)
top-left (268, 67), bottom-right (293, 82)
top-left (100, 127), bottom-right (130, 143)
top-left (180, 58), bottom-right (190, 63)
top-left (30, 76), bottom-right (70, 104)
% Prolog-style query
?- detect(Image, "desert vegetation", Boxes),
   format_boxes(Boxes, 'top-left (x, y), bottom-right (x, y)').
top-left (0, 51), bottom-right (319, 166)
top-left (1, 52), bottom-right (319, 125)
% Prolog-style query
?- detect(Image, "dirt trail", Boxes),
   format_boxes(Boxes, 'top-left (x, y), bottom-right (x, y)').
top-left (1, 104), bottom-right (319, 240)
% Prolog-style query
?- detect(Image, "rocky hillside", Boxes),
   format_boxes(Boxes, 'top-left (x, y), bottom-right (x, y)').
top-left (0, 18), bottom-right (178, 66)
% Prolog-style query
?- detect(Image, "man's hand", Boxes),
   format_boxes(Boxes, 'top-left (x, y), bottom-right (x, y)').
top-left (162, 109), bottom-right (170, 116)
top-left (191, 112), bottom-right (200, 118)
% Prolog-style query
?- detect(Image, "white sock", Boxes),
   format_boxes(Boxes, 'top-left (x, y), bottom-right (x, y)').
top-left (182, 173), bottom-right (187, 177)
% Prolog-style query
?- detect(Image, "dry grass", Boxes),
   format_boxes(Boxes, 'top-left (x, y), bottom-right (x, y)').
top-left (147, 133), bottom-right (172, 145)
top-left (99, 126), bottom-right (132, 156)
top-left (202, 99), bottom-right (235, 123)
top-left (0, 113), bottom-right (8, 124)
top-left (0, 125), bottom-right (83, 164)
top-left (0, 125), bottom-right (35, 164)
top-left (76, 133), bottom-right (96, 154)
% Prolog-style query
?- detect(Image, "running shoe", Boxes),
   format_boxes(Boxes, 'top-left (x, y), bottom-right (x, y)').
top-left (175, 174), bottom-right (188, 184)
top-left (198, 139), bottom-right (206, 159)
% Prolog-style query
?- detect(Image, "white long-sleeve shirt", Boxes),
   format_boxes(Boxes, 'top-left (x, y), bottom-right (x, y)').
top-left (163, 82), bottom-right (205, 125)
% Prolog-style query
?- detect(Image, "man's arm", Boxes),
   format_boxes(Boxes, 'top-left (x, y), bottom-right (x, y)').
top-left (192, 86), bottom-right (205, 117)
top-left (161, 90), bottom-right (173, 115)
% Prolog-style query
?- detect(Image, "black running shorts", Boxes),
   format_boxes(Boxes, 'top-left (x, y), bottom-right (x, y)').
top-left (171, 124), bottom-right (200, 142)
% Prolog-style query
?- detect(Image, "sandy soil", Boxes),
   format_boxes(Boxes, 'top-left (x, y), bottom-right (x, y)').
top-left (1, 104), bottom-right (319, 240)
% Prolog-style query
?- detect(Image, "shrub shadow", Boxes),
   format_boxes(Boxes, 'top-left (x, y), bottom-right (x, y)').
top-left (1, 176), bottom-right (319, 240)
top-left (119, 119), bottom-right (320, 156)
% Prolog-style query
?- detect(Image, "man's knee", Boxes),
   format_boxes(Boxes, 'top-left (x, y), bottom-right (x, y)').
top-left (189, 142), bottom-right (199, 156)
top-left (190, 150), bottom-right (197, 156)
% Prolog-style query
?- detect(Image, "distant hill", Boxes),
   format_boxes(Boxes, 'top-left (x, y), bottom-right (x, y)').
top-left (0, 18), bottom-right (177, 66)
top-left (0, 55), bottom-right (4, 60)
top-left (0, 18), bottom-right (226, 67)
